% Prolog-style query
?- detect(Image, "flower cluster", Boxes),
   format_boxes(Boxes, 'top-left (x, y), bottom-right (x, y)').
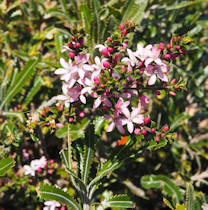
top-left (55, 23), bottom-right (187, 137)
top-left (23, 156), bottom-right (55, 176)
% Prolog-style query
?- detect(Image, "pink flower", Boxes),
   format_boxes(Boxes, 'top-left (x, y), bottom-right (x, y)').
top-left (135, 44), bottom-right (152, 61)
top-left (93, 92), bottom-right (112, 108)
top-left (104, 112), bottom-right (126, 134)
top-left (139, 95), bottom-right (149, 109)
top-left (145, 64), bottom-right (169, 86)
top-left (123, 104), bottom-right (144, 133)
top-left (114, 98), bottom-right (130, 115)
top-left (71, 54), bottom-right (94, 80)
top-left (56, 84), bottom-right (80, 107)
top-left (145, 45), bottom-right (163, 67)
top-left (121, 49), bottom-right (138, 67)
top-left (55, 58), bottom-right (73, 82)
top-left (36, 156), bottom-right (47, 168)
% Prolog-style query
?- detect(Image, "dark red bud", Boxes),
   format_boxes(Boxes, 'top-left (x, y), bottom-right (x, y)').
top-left (107, 37), bottom-right (112, 42)
top-left (177, 36), bottom-right (181, 41)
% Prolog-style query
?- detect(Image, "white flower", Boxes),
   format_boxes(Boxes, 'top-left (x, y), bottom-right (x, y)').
top-left (43, 200), bottom-right (61, 210)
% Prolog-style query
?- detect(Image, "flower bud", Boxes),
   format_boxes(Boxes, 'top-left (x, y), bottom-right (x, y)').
top-left (68, 42), bottom-right (73, 48)
top-left (170, 78), bottom-right (176, 84)
top-left (69, 117), bottom-right (74, 122)
top-left (176, 45), bottom-right (180, 50)
top-left (102, 48), bottom-right (109, 57)
top-left (102, 106), bottom-right (107, 111)
top-left (79, 112), bottom-right (85, 117)
top-left (101, 84), bottom-right (105, 88)
top-left (125, 21), bottom-right (129, 27)
top-left (107, 37), bottom-right (112, 42)
top-left (154, 90), bottom-right (161, 95)
top-left (103, 61), bottom-right (110, 68)
top-left (164, 54), bottom-right (170, 59)
top-left (123, 29), bottom-right (128, 36)
top-left (71, 36), bottom-right (76, 40)
top-left (121, 65), bottom-right (126, 71)
top-left (144, 117), bottom-right (150, 124)
top-left (175, 85), bottom-right (180, 89)
top-left (69, 52), bottom-right (75, 58)
top-left (103, 77), bottom-right (107, 81)
top-left (120, 24), bottom-right (124, 31)
top-left (159, 42), bottom-right (164, 49)
top-left (37, 168), bottom-right (42, 173)
top-left (56, 123), bottom-right (64, 128)
top-left (155, 136), bottom-right (160, 142)
top-left (48, 169), bottom-right (53, 174)
top-left (161, 134), bottom-right (165, 138)
top-left (151, 128), bottom-right (156, 132)
top-left (134, 128), bottom-right (140, 136)
top-left (94, 77), bottom-right (100, 85)
top-left (173, 36), bottom-right (177, 42)
top-left (142, 129), bottom-right (147, 135)
top-left (107, 47), bottom-right (113, 53)
top-left (49, 159), bottom-right (54, 164)
top-left (76, 43), bottom-right (81, 48)
top-left (169, 91), bottom-right (176, 96)
top-left (163, 126), bottom-right (169, 131)
top-left (14, 107), bottom-right (18, 111)
top-left (166, 44), bottom-right (171, 50)
top-left (139, 61), bottom-right (144, 66)
top-left (177, 36), bottom-right (181, 41)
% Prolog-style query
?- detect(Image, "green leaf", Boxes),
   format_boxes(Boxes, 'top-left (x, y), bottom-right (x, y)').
top-left (163, 198), bottom-right (174, 210)
top-left (93, 116), bottom-right (106, 136)
top-left (37, 183), bottom-right (81, 210)
top-left (141, 175), bottom-right (183, 204)
top-left (88, 139), bottom-right (147, 189)
top-left (55, 34), bottom-right (63, 58)
top-left (65, 167), bottom-right (87, 193)
top-left (55, 118), bottom-right (90, 140)
top-left (146, 139), bottom-right (168, 151)
top-left (0, 56), bottom-right (40, 109)
top-left (176, 204), bottom-right (186, 210)
top-left (90, 0), bottom-right (101, 44)
top-left (45, 8), bottom-right (74, 26)
top-left (2, 111), bottom-right (26, 123)
top-left (101, 194), bottom-right (133, 208)
top-left (185, 182), bottom-right (194, 210)
top-left (23, 76), bottom-right (43, 106)
top-left (0, 157), bottom-right (15, 176)
top-left (170, 113), bottom-right (190, 131)
top-left (121, 0), bottom-right (147, 25)
top-left (166, 0), bottom-right (208, 10)
top-left (79, 4), bottom-right (92, 34)
top-left (82, 124), bottom-right (94, 185)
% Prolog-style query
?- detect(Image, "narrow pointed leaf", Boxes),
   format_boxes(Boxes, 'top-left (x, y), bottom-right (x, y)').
top-left (23, 76), bottom-right (43, 106)
top-left (163, 198), bottom-right (174, 210)
top-left (37, 183), bottom-right (81, 210)
top-left (166, 0), bottom-right (208, 10)
top-left (82, 124), bottom-right (94, 185)
top-left (0, 157), bottom-right (15, 176)
top-left (185, 182), bottom-right (194, 210)
top-left (101, 195), bottom-right (133, 208)
top-left (65, 167), bottom-right (87, 193)
top-left (121, 0), bottom-right (147, 25)
top-left (0, 56), bottom-right (40, 109)
top-left (93, 116), bottom-right (107, 136)
top-left (141, 175), bottom-right (183, 204)
top-left (45, 9), bottom-right (74, 26)
top-left (2, 111), bottom-right (26, 123)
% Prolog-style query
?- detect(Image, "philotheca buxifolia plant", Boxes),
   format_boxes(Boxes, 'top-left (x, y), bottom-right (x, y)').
top-left (33, 20), bottom-right (190, 209)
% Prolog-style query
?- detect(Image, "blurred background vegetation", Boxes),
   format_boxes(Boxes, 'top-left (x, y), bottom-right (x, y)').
top-left (0, 0), bottom-right (208, 209)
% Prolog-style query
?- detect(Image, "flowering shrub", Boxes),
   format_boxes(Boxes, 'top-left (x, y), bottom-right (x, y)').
top-left (34, 21), bottom-right (190, 210)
